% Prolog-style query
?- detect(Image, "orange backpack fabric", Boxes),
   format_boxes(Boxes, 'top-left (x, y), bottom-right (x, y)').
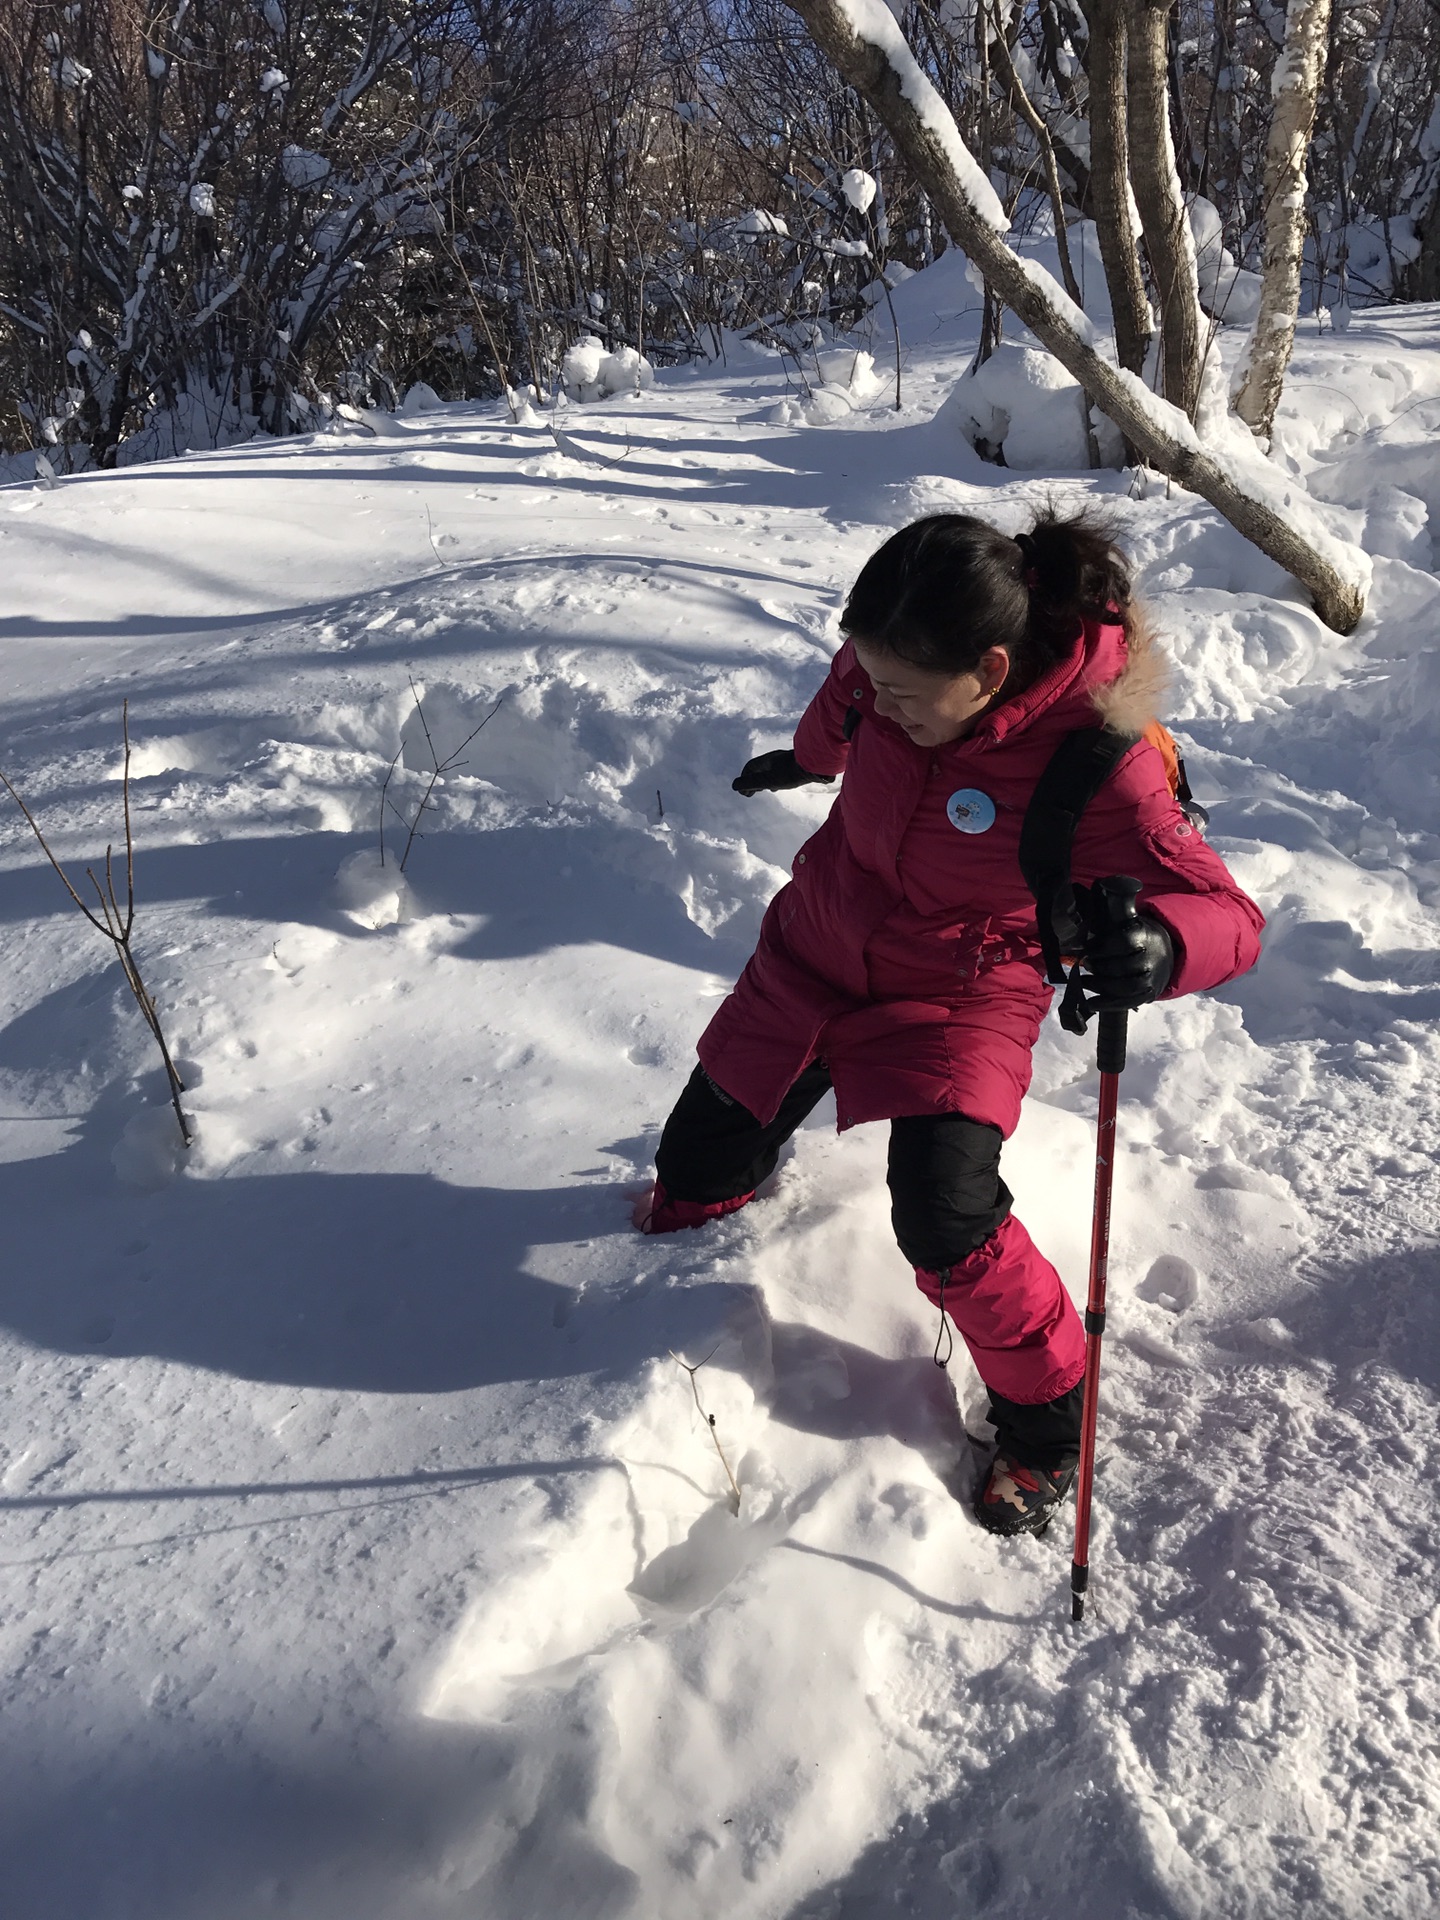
top-left (1142, 720), bottom-right (1183, 800)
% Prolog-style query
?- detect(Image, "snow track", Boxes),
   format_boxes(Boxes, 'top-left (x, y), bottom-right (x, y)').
top-left (1, 280), bottom-right (1438, 1917)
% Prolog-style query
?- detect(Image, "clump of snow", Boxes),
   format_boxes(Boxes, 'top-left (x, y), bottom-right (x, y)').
top-left (188, 182), bottom-right (217, 219)
top-left (561, 336), bottom-right (605, 390)
top-left (281, 144), bottom-right (330, 190)
top-left (599, 344), bottom-right (654, 396)
top-left (840, 166), bottom-right (877, 214)
top-left (815, 346), bottom-right (887, 403)
top-left (943, 343), bottom-right (1095, 468)
top-left (769, 347), bottom-right (890, 427)
top-left (736, 208), bottom-right (790, 238)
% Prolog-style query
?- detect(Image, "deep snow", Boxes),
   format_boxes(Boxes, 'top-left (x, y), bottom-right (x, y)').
top-left (1, 259), bottom-right (1439, 1919)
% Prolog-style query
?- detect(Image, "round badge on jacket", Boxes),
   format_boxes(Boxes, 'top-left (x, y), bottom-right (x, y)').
top-left (946, 788), bottom-right (997, 834)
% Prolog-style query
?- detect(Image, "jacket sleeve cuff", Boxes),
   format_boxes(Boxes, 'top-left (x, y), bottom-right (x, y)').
top-left (1147, 892), bottom-right (1263, 998)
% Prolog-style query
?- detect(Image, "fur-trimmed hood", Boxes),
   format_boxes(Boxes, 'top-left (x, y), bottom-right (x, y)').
top-left (1089, 604), bottom-right (1171, 735)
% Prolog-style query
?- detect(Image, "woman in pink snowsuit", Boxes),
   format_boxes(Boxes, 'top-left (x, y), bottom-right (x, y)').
top-left (640, 513), bottom-right (1263, 1534)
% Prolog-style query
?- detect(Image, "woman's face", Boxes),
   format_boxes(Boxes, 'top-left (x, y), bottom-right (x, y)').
top-left (850, 639), bottom-right (1011, 748)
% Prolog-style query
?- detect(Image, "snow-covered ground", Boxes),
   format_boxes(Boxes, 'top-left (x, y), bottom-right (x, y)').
top-left (2, 263), bottom-right (1439, 1918)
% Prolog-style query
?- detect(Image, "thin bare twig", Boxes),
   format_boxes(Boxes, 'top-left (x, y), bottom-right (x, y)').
top-left (391, 681), bottom-right (504, 875)
top-left (377, 744), bottom-right (403, 869)
top-left (0, 701), bottom-right (190, 1147)
top-left (671, 1347), bottom-right (742, 1512)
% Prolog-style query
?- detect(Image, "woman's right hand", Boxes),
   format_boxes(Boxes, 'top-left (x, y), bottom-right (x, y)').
top-left (732, 749), bottom-right (834, 796)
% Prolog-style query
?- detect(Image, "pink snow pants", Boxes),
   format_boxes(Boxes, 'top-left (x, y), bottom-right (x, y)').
top-left (913, 1215), bottom-right (1085, 1405)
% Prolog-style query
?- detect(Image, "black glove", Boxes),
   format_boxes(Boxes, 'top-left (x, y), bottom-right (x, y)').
top-left (732, 749), bottom-right (834, 797)
top-left (1080, 902), bottom-right (1174, 1009)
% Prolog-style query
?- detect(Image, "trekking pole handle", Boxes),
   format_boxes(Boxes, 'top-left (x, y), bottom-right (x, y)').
top-left (1092, 876), bottom-right (1140, 1074)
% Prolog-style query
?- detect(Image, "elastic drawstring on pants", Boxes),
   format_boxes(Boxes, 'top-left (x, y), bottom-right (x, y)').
top-left (932, 1268), bottom-right (954, 1369)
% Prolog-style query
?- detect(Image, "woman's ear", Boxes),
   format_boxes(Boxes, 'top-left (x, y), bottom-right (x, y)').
top-left (978, 646), bottom-right (1011, 696)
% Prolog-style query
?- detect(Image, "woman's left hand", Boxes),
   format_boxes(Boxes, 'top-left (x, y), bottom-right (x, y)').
top-left (1081, 910), bottom-right (1174, 1008)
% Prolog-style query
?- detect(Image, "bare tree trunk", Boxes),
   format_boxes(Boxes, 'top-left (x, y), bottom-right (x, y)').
top-left (784, 0), bottom-right (1366, 634)
top-left (1081, 0), bottom-right (1151, 375)
top-left (1126, 0), bottom-right (1203, 416)
top-left (1232, 0), bottom-right (1332, 438)
top-left (1415, 183), bottom-right (1440, 301)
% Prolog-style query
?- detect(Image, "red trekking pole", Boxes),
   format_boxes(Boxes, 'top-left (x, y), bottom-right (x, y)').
top-left (1069, 877), bottom-right (1139, 1623)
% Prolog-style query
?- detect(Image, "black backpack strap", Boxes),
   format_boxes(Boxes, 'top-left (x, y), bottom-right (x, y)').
top-left (1019, 725), bottom-right (1139, 994)
top-left (1173, 752), bottom-right (1210, 829)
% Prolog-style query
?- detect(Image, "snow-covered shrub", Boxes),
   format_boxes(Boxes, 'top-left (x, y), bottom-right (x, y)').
top-left (561, 336), bottom-right (606, 391)
top-left (561, 336), bottom-right (655, 402)
top-left (769, 346), bottom-right (888, 426)
top-left (598, 345), bottom-right (654, 396)
top-left (735, 209), bottom-right (790, 238)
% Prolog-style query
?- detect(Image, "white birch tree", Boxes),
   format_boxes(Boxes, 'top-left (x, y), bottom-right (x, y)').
top-left (1231, 0), bottom-right (1333, 437)
top-left (1125, 0), bottom-right (1204, 417)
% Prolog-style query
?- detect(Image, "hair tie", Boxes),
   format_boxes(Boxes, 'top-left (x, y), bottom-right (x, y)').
top-left (1014, 532), bottom-right (1039, 592)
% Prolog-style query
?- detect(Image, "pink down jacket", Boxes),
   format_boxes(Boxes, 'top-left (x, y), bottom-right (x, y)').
top-left (698, 614), bottom-right (1264, 1137)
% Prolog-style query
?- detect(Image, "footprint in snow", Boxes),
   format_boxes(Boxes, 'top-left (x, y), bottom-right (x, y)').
top-left (1136, 1254), bottom-right (1201, 1312)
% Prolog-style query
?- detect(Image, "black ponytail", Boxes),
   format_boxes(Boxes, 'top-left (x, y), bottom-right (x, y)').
top-left (839, 508), bottom-right (1132, 683)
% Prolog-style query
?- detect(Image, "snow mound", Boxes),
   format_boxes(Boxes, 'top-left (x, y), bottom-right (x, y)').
top-left (112, 1106), bottom-right (188, 1188)
top-left (334, 847), bottom-right (409, 928)
top-left (1190, 195), bottom-right (1263, 327)
top-left (942, 342), bottom-right (1095, 468)
top-left (398, 381), bottom-right (445, 416)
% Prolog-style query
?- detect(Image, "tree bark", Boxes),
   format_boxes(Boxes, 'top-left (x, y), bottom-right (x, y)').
top-left (1080, 0), bottom-right (1151, 375)
top-left (784, 0), bottom-right (1365, 634)
top-left (1232, 0), bottom-right (1332, 438)
top-left (1126, 0), bottom-right (1203, 416)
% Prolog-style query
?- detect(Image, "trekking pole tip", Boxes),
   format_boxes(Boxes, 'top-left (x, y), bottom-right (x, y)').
top-left (1071, 1591), bottom-right (1085, 1622)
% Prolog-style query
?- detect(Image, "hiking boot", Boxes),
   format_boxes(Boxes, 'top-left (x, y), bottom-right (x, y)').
top-left (973, 1452), bottom-right (1077, 1537)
